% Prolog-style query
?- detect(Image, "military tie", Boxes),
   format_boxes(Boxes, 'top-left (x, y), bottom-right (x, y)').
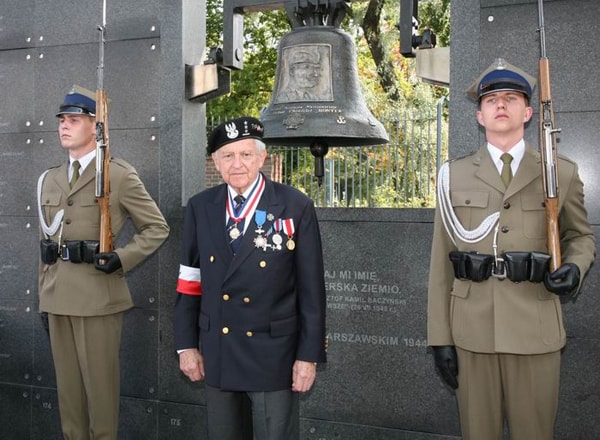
top-left (70, 160), bottom-right (81, 188)
top-left (227, 195), bottom-right (246, 254)
top-left (500, 153), bottom-right (513, 187)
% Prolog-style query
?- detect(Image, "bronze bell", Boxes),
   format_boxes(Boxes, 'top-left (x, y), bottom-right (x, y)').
top-left (260, 1), bottom-right (389, 182)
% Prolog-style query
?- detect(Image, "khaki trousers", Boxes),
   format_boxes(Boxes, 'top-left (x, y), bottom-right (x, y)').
top-left (49, 313), bottom-right (123, 440)
top-left (456, 347), bottom-right (561, 440)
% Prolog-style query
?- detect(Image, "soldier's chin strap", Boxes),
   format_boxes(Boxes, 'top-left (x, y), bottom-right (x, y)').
top-left (437, 161), bottom-right (499, 246)
top-left (37, 170), bottom-right (64, 239)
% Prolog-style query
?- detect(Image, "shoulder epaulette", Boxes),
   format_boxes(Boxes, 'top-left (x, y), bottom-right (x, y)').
top-left (446, 150), bottom-right (478, 163)
top-left (109, 157), bottom-right (133, 169)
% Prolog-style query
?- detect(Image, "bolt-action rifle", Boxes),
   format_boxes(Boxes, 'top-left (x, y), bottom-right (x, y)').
top-left (537, 0), bottom-right (561, 272)
top-left (95, 1), bottom-right (113, 255)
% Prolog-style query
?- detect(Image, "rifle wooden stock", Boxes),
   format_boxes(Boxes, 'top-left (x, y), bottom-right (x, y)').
top-left (538, 56), bottom-right (561, 272)
top-left (545, 196), bottom-right (561, 272)
top-left (96, 88), bottom-right (113, 254)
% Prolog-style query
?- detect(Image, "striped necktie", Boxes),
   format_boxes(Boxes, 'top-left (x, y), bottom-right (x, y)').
top-left (228, 195), bottom-right (246, 254)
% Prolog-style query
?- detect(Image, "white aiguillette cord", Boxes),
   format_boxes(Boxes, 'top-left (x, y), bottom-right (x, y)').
top-left (37, 170), bottom-right (64, 238)
top-left (437, 162), bottom-right (499, 246)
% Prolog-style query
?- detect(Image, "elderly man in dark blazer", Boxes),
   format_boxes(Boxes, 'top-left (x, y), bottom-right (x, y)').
top-left (38, 86), bottom-right (169, 439)
top-left (427, 59), bottom-right (595, 439)
top-left (174, 116), bottom-right (327, 440)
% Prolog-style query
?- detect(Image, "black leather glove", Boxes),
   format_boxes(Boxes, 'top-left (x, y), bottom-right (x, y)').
top-left (544, 263), bottom-right (580, 297)
top-left (40, 312), bottom-right (50, 336)
top-left (94, 252), bottom-right (122, 274)
top-left (432, 345), bottom-right (458, 390)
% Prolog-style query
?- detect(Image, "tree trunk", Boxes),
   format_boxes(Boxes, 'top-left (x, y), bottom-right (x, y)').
top-left (362, 0), bottom-right (401, 101)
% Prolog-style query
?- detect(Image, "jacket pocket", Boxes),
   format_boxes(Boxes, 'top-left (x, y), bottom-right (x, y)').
top-left (521, 193), bottom-right (546, 239)
top-left (270, 315), bottom-right (298, 337)
top-left (451, 190), bottom-right (490, 229)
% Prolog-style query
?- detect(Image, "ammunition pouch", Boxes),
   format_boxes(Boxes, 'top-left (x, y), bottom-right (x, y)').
top-left (449, 250), bottom-right (551, 283)
top-left (449, 251), bottom-right (493, 282)
top-left (40, 239), bottom-right (59, 265)
top-left (59, 240), bottom-right (99, 264)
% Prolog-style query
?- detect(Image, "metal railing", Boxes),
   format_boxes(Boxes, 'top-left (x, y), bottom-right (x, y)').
top-left (207, 101), bottom-right (447, 208)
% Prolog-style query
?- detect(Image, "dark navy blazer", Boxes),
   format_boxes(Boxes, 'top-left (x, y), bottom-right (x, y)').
top-left (174, 177), bottom-right (327, 391)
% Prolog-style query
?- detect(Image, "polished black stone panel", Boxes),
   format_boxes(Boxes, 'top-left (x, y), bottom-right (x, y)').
top-left (120, 308), bottom-right (159, 400)
top-left (157, 401), bottom-right (208, 440)
top-left (561, 226), bottom-right (600, 340)
top-left (0, 49), bottom-right (35, 134)
top-left (556, 337), bottom-right (600, 439)
top-left (31, 40), bottom-right (160, 131)
top-left (0, 215), bottom-right (40, 301)
top-left (32, 310), bottom-right (56, 389)
top-left (0, 1), bottom-right (35, 50)
top-left (0, 299), bottom-right (34, 386)
top-left (31, 386), bottom-right (61, 440)
top-left (300, 418), bottom-right (461, 440)
top-left (311, 209), bottom-right (461, 437)
top-left (31, 0), bottom-right (161, 47)
top-left (0, 384), bottom-right (32, 439)
top-left (119, 397), bottom-right (159, 440)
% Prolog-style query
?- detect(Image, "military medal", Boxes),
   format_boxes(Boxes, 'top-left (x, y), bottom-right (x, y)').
top-left (229, 225), bottom-right (241, 240)
top-left (226, 175), bottom-right (266, 246)
top-left (254, 210), bottom-right (266, 234)
top-left (253, 209), bottom-right (271, 251)
top-left (272, 219), bottom-right (283, 250)
top-left (254, 235), bottom-right (269, 251)
top-left (282, 218), bottom-right (295, 251)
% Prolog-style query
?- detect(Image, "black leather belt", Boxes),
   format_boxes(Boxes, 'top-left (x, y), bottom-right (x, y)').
top-left (40, 239), bottom-right (99, 265)
top-left (60, 240), bottom-right (100, 263)
top-left (449, 250), bottom-right (551, 283)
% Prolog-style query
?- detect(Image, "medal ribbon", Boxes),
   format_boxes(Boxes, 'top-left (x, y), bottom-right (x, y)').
top-left (282, 218), bottom-right (295, 238)
top-left (226, 175), bottom-right (265, 224)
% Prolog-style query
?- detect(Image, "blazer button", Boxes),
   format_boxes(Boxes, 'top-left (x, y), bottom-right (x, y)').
top-left (210, 255), bottom-right (215, 263)
top-left (243, 297), bottom-right (251, 303)
top-left (67, 200), bottom-right (74, 206)
top-left (65, 219), bottom-right (71, 225)
top-left (246, 331), bottom-right (253, 337)
top-left (503, 202), bottom-right (511, 209)
top-left (465, 199), bottom-right (471, 205)
top-left (259, 261), bottom-right (267, 268)
top-left (222, 294), bottom-right (230, 301)
top-left (501, 226), bottom-right (509, 233)
top-left (222, 327), bottom-right (229, 334)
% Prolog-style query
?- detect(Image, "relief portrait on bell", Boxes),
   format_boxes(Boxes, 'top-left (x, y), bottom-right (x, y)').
top-left (275, 44), bottom-right (333, 103)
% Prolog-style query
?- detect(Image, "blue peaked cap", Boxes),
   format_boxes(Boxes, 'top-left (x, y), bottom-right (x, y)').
top-left (56, 85), bottom-right (96, 116)
top-left (466, 58), bottom-right (536, 101)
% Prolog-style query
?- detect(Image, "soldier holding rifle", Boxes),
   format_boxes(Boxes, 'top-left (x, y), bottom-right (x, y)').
top-left (427, 57), bottom-right (595, 439)
top-left (37, 86), bottom-right (169, 439)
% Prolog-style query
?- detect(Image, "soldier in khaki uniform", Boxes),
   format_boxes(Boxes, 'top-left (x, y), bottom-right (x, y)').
top-left (427, 59), bottom-right (595, 439)
top-left (38, 86), bottom-right (169, 439)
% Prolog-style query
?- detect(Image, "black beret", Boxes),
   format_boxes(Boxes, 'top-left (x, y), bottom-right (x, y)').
top-left (207, 117), bottom-right (264, 154)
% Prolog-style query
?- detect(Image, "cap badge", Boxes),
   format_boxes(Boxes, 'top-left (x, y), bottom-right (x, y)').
top-left (225, 122), bottom-right (239, 139)
top-left (494, 58), bottom-right (507, 70)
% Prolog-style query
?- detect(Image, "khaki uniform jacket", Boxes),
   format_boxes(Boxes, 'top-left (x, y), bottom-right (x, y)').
top-left (38, 157), bottom-right (169, 316)
top-left (428, 145), bottom-right (595, 354)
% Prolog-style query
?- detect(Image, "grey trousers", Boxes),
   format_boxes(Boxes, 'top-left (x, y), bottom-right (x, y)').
top-left (205, 385), bottom-right (300, 440)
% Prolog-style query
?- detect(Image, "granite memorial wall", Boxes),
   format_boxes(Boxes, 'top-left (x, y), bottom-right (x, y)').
top-left (0, 0), bottom-right (598, 439)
